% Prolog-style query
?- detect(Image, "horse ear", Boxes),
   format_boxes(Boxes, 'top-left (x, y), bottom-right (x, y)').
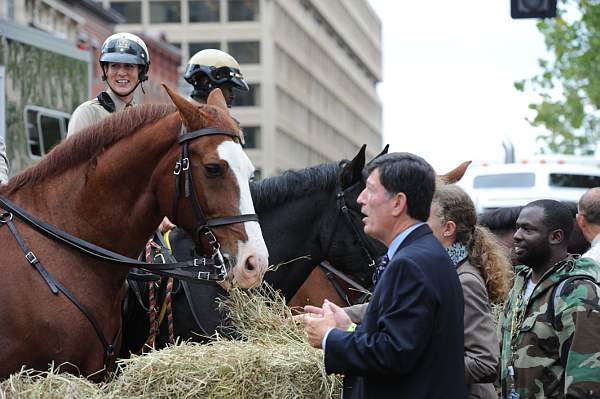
top-left (438, 160), bottom-right (472, 184)
top-left (367, 144), bottom-right (389, 165)
top-left (340, 144), bottom-right (366, 189)
top-left (207, 88), bottom-right (229, 111)
top-left (162, 82), bottom-right (198, 128)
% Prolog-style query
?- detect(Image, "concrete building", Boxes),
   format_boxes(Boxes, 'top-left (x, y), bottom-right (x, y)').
top-left (101, 0), bottom-right (383, 178)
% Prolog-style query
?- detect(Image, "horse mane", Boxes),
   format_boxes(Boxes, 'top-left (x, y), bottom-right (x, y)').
top-left (251, 162), bottom-right (341, 212)
top-left (478, 201), bottom-right (580, 231)
top-left (478, 206), bottom-right (523, 231)
top-left (0, 103), bottom-right (176, 195)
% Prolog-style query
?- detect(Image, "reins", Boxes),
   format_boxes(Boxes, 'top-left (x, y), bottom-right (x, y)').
top-left (0, 196), bottom-right (226, 282)
top-left (0, 125), bottom-right (261, 369)
top-left (0, 209), bottom-right (120, 366)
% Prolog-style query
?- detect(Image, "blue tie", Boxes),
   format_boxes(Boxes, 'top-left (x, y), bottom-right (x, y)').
top-left (372, 254), bottom-right (390, 286)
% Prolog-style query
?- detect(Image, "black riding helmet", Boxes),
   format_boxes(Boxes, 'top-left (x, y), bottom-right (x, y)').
top-left (184, 49), bottom-right (249, 103)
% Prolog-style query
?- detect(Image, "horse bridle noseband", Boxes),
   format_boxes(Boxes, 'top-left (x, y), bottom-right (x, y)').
top-left (171, 126), bottom-right (259, 282)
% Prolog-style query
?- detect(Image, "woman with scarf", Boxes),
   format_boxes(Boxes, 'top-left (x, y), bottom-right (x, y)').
top-left (427, 184), bottom-right (513, 398)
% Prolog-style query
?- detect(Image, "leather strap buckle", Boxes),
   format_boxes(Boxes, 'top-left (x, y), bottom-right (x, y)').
top-left (25, 251), bottom-right (38, 265)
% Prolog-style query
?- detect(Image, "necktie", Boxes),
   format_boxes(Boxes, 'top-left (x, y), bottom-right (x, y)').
top-left (372, 254), bottom-right (390, 286)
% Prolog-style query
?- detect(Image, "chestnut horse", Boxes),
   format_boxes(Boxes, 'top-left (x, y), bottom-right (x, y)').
top-left (121, 145), bottom-right (388, 351)
top-left (288, 160), bottom-right (473, 309)
top-left (0, 86), bottom-right (268, 380)
top-left (121, 149), bottom-right (471, 351)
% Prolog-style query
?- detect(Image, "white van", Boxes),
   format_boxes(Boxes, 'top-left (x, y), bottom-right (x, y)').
top-left (459, 160), bottom-right (600, 213)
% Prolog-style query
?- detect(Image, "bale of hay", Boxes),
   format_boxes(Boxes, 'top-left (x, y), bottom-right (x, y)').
top-left (1, 285), bottom-right (343, 398)
top-left (0, 366), bottom-right (105, 399)
top-left (110, 284), bottom-right (342, 398)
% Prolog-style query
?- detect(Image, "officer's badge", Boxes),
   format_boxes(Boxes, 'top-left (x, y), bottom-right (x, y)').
top-left (116, 38), bottom-right (130, 52)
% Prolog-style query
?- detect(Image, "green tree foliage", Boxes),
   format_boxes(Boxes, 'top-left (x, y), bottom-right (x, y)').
top-left (515, 0), bottom-right (600, 155)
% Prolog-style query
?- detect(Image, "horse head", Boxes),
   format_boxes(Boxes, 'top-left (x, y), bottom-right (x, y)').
top-left (319, 145), bottom-right (387, 287)
top-left (157, 85), bottom-right (269, 290)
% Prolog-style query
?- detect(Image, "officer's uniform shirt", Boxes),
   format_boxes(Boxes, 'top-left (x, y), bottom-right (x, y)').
top-left (67, 88), bottom-right (135, 137)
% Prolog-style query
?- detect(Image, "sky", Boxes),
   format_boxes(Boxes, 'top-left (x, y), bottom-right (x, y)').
top-left (367, 0), bottom-right (551, 173)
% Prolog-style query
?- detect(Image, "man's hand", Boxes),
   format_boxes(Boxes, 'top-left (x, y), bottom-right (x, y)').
top-left (304, 300), bottom-right (353, 330)
top-left (303, 305), bottom-right (337, 348)
top-left (299, 300), bottom-right (354, 348)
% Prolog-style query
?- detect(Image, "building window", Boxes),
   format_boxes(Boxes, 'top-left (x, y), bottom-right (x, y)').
top-left (24, 106), bottom-right (69, 158)
top-left (233, 83), bottom-right (260, 106)
top-left (242, 126), bottom-right (260, 149)
top-left (150, 1), bottom-right (181, 23)
top-left (228, 41), bottom-right (260, 64)
top-left (228, 0), bottom-right (259, 21)
top-left (189, 41), bottom-right (220, 56)
top-left (109, 2), bottom-right (142, 24)
top-left (189, 0), bottom-right (220, 22)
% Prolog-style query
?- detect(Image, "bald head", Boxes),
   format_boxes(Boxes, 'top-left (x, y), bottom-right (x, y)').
top-left (577, 187), bottom-right (600, 242)
top-left (579, 188), bottom-right (600, 224)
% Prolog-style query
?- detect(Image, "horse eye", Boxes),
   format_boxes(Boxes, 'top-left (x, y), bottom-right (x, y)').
top-left (204, 163), bottom-right (223, 177)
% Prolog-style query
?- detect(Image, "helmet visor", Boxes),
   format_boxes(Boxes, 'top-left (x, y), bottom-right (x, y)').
top-left (211, 66), bottom-right (248, 90)
top-left (100, 52), bottom-right (145, 65)
top-left (100, 38), bottom-right (148, 66)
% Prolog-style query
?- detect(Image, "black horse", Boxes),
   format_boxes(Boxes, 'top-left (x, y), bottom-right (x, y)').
top-left (121, 145), bottom-right (387, 354)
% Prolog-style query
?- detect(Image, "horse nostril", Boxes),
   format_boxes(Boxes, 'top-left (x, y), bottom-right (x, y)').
top-left (245, 256), bottom-right (256, 272)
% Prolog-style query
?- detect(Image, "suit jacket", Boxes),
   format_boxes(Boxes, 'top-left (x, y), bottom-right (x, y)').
top-left (458, 260), bottom-right (499, 399)
top-left (325, 224), bottom-right (467, 399)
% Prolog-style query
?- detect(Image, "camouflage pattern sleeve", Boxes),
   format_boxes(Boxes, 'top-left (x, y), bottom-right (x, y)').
top-left (555, 279), bottom-right (600, 397)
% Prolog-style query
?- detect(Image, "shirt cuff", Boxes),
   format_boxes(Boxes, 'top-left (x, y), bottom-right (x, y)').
top-left (322, 327), bottom-right (335, 350)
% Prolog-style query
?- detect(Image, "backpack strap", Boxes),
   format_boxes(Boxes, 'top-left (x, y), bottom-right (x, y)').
top-left (546, 275), bottom-right (598, 330)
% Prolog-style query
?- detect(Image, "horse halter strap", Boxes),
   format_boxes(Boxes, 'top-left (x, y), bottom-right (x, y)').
top-left (323, 180), bottom-right (378, 271)
top-left (171, 126), bottom-right (259, 279)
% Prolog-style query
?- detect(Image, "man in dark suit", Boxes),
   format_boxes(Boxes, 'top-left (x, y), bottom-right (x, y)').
top-left (302, 152), bottom-right (467, 398)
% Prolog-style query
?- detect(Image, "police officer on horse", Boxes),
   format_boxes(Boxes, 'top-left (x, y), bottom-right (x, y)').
top-left (68, 32), bottom-right (150, 136)
top-left (184, 48), bottom-right (249, 107)
top-left (160, 48), bottom-right (249, 232)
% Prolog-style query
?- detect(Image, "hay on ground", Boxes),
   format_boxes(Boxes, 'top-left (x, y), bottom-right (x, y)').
top-left (1, 284), bottom-right (342, 399)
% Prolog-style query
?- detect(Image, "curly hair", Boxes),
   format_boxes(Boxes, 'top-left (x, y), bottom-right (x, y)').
top-left (433, 185), bottom-right (513, 304)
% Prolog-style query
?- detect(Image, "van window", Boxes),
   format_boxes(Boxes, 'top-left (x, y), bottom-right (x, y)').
top-left (473, 173), bottom-right (535, 188)
top-left (24, 106), bottom-right (69, 158)
top-left (550, 173), bottom-right (600, 188)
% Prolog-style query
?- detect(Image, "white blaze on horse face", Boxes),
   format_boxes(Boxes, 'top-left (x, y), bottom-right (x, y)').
top-left (217, 141), bottom-right (269, 288)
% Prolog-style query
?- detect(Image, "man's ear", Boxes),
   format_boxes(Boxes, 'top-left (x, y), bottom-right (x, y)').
top-left (549, 229), bottom-right (565, 245)
top-left (391, 192), bottom-right (407, 217)
top-left (576, 213), bottom-right (586, 230)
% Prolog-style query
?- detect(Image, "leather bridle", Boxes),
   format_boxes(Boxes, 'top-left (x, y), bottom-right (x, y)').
top-left (171, 126), bottom-right (259, 282)
top-left (322, 180), bottom-right (378, 271)
top-left (0, 125), bottom-right (260, 367)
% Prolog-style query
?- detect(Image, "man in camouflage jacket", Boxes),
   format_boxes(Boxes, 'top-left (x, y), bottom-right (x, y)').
top-left (500, 199), bottom-right (600, 398)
